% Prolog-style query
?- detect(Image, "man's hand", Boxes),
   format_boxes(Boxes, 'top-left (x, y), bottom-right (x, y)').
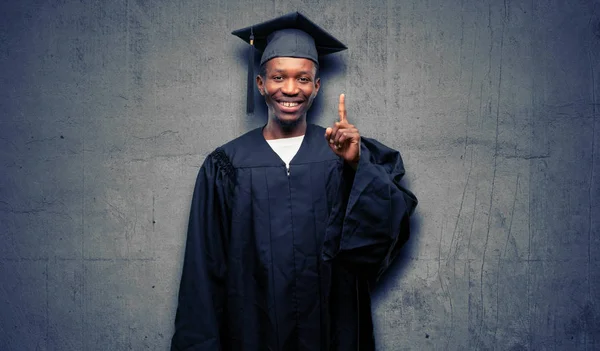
top-left (325, 94), bottom-right (361, 169)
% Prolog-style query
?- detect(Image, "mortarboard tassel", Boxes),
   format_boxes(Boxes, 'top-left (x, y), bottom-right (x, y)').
top-left (246, 28), bottom-right (255, 114)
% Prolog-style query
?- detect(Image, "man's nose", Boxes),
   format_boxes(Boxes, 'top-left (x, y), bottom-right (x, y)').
top-left (281, 79), bottom-right (299, 95)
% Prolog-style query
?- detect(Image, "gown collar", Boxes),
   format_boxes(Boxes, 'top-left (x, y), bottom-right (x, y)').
top-left (226, 123), bottom-right (338, 168)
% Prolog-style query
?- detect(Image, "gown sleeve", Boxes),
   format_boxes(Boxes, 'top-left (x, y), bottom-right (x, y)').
top-left (322, 137), bottom-right (418, 280)
top-left (171, 148), bottom-right (234, 351)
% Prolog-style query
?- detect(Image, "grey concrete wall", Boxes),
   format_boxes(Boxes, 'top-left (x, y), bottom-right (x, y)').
top-left (1, 0), bottom-right (598, 350)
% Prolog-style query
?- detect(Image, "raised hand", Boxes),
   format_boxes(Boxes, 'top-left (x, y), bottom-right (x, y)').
top-left (325, 94), bottom-right (361, 168)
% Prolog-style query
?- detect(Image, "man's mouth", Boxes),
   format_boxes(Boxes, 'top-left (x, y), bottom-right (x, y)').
top-left (277, 100), bottom-right (303, 112)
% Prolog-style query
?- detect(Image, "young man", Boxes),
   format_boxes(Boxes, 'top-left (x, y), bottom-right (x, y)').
top-left (171, 12), bottom-right (418, 351)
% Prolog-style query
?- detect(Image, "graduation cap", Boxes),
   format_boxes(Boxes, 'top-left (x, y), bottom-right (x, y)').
top-left (232, 12), bottom-right (347, 114)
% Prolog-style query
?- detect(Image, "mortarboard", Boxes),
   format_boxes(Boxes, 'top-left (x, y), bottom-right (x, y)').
top-left (232, 12), bottom-right (347, 114)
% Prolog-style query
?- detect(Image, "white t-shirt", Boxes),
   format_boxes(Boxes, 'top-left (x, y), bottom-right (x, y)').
top-left (265, 135), bottom-right (305, 171)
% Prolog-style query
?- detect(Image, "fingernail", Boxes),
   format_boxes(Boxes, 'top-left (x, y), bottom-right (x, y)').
top-left (330, 139), bottom-right (334, 144)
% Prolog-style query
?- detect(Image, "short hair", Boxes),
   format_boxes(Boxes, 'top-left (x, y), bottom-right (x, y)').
top-left (259, 60), bottom-right (320, 79)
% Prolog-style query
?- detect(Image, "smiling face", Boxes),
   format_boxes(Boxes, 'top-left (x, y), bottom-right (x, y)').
top-left (256, 57), bottom-right (321, 126)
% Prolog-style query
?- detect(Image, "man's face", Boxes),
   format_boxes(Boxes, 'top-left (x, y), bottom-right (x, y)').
top-left (256, 57), bottom-right (320, 125)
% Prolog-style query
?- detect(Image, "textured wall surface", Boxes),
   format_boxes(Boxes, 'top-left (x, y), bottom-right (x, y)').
top-left (1, 0), bottom-right (599, 350)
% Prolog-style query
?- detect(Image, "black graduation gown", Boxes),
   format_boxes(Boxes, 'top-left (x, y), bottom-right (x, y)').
top-left (171, 123), bottom-right (417, 351)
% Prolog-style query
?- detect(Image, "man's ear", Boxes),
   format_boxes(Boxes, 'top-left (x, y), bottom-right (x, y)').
top-left (256, 75), bottom-right (265, 96)
top-left (314, 77), bottom-right (321, 96)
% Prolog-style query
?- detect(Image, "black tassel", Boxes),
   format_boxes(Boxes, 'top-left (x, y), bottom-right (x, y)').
top-left (246, 28), bottom-right (255, 114)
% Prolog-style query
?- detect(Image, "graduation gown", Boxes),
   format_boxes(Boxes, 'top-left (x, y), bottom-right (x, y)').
top-left (171, 123), bottom-right (417, 351)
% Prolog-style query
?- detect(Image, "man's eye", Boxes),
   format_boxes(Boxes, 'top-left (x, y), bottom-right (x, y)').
top-left (272, 76), bottom-right (283, 81)
top-left (299, 77), bottom-right (310, 82)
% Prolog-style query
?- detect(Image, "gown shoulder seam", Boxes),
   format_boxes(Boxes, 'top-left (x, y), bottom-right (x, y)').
top-left (211, 147), bottom-right (235, 179)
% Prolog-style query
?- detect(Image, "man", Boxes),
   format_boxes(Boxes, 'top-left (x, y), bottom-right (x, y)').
top-left (171, 12), bottom-right (418, 351)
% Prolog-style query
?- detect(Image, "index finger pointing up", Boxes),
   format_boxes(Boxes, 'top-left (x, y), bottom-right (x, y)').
top-left (338, 93), bottom-right (347, 122)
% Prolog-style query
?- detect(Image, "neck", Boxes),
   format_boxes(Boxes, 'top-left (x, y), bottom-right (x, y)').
top-left (263, 115), bottom-right (307, 140)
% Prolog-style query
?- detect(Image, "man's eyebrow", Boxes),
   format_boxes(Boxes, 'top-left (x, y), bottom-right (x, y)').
top-left (271, 69), bottom-right (313, 75)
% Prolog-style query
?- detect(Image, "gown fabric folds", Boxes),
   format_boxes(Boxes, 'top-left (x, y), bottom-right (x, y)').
top-left (171, 123), bottom-right (418, 351)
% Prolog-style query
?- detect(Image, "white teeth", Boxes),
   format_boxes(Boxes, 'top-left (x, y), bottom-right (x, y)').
top-left (280, 102), bottom-right (299, 107)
